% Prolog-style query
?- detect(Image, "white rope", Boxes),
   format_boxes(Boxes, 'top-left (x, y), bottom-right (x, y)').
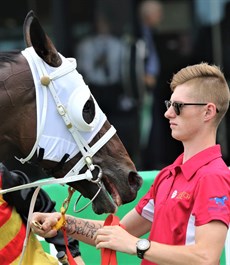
top-left (18, 187), bottom-right (41, 265)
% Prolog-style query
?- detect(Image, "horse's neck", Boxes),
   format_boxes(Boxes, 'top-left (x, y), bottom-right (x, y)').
top-left (0, 54), bottom-right (36, 160)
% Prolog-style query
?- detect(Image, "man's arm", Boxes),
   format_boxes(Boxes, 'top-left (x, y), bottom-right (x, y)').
top-left (95, 220), bottom-right (227, 265)
top-left (31, 208), bottom-right (228, 264)
top-left (30, 208), bottom-right (151, 245)
top-left (142, 221), bottom-right (227, 265)
top-left (31, 211), bottom-right (104, 246)
top-left (65, 216), bottom-right (104, 245)
top-left (67, 208), bottom-right (152, 244)
top-left (121, 208), bottom-right (152, 237)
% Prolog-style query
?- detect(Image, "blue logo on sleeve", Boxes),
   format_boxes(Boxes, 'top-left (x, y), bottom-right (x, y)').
top-left (209, 196), bottom-right (228, 206)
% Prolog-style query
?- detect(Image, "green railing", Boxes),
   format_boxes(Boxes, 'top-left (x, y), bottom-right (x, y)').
top-left (41, 171), bottom-right (229, 264)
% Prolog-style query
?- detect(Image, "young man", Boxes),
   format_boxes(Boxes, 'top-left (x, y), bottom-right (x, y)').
top-left (31, 63), bottom-right (230, 264)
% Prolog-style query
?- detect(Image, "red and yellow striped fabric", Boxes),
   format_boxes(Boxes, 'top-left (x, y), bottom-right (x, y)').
top-left (0, 195), bottom-right (58, 265)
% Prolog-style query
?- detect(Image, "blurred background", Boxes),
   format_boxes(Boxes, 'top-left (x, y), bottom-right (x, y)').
top-left (2, 0), bottom-right (230, 171)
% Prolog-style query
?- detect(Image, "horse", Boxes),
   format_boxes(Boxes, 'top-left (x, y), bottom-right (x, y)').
top-left (0, 10), bottom-right (142, 215)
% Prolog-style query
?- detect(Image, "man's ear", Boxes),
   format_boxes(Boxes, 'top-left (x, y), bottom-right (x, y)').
top-left (204, 103), bottom-right (217, 121)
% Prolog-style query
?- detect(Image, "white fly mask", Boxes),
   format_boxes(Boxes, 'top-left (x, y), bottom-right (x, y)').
top-left (21, 47), bottom-right (108, 163)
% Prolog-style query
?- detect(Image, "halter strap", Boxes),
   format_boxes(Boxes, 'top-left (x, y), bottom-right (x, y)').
top-left (0, 170), bottom-right (93, 195)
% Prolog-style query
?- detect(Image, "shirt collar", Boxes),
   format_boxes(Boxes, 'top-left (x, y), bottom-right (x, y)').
top-left (168, 145), bottom-right (222, 180)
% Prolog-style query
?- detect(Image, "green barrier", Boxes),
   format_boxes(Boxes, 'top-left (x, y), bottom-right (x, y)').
top-left (41, 171), bottom-right (228, 264)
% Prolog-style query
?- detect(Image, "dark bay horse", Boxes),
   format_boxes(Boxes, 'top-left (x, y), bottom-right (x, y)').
top-left (0, 11), bottom-right (142, 214)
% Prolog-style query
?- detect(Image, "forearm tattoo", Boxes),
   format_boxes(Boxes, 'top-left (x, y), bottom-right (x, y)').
top-left (65, 217), bottom-right (102, 239)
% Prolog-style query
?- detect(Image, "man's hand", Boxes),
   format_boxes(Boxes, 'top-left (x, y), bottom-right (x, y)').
top-left (94, 225), bottom-right (138, 255)
top-left (30, 212), bottom-right (61, 238)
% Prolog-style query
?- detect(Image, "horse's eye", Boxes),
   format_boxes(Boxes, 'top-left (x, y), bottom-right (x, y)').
top-left (83, 96), bottom-right (95, 124)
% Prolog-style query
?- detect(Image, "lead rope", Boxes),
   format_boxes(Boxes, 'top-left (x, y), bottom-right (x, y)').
top-left (59, 210), bottom-right (123, 265)
top-left (61, 227), bottom-right (77, 265)
top-left (31, 187), bottom-right (77, 265)
top-left (101, 214), bottom-right (125, 265)
top-left (52, 192), bottom-right (122, 265)
top-left (54, 187), bottom-right (78, 265)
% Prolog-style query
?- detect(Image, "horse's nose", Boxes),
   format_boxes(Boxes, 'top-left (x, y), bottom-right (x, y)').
top-left (128, 171), bottom-right (143, 192)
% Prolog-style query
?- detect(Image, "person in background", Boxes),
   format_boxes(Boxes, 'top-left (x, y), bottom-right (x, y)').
top-left (137, 0), bottom-right (163, 169)
top-left (76, 12), bottom-right (141, 166)
top-left (138, 0), bottom-right (162, 89)
top-left (138, 0), bottom-right (174, 170)
top-left (139, 0), bottom-right (194, 170)
top-left (0, 163), bottom-right (85, 265)
top-left (77, 13), bottom-right (123, 94)
top-left (31, 62), bottom-right (230, 264)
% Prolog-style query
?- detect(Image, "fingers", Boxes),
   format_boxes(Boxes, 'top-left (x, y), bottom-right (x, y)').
top-left (94, 225), bottom-right (122, 249)
top-left (94, 225), bottom-right (137, 254)
top-left (30, 212), bottom-right (61, 238)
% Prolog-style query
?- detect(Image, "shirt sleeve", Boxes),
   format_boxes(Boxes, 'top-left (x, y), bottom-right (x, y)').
top-left (136, 185), bottom-right (155, 222)
top-left (192, 173), bottom-right (230, 227)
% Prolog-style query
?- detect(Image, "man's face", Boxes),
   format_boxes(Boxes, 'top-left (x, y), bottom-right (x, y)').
top-left (164, 84), bottom-right (206, 142)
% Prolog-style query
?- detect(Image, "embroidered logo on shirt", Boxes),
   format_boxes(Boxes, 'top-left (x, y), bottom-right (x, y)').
top-left (209, 196), bottom-right (228, 206)
top-left (176, 191), bottom-right (191, 200)
top-left (171, 190), bottom-right (191, 200)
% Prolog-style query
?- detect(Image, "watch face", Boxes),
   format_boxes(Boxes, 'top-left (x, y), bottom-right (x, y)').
top-left (137, 239), bottom-right (150, 250)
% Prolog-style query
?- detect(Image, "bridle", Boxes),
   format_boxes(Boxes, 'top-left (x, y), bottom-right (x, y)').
top-left (0, 47), bottom-right (116, 195)
top-left (0, 47), bottom-right (117, 265)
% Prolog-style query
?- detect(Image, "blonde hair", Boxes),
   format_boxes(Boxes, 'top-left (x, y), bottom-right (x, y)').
top-left (170, 62), bottom-right (230, 125)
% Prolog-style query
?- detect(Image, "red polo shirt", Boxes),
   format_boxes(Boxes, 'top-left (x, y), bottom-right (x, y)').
top-left (136, 145), bottom-right (230, 265)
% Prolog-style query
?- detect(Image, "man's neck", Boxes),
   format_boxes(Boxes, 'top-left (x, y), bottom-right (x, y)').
top-left (182, 133), bottom-right (216, 163)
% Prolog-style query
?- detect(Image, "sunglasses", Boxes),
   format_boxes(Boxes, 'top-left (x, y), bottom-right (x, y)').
top-left (164, 100), bottom-right (219, 116)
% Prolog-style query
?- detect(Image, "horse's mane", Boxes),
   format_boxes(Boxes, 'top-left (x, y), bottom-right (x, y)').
top-left (0, 50), bottom-right (21, 67)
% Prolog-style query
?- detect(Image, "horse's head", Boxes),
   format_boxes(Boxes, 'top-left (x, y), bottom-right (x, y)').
top-left (3, 10), bottom-right (142, 214)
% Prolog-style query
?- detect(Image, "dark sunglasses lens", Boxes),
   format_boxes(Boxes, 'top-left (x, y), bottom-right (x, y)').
top-left (174, 103), bottom-right (180, 115)
top-left (165, 101), bottom-right (181, 115)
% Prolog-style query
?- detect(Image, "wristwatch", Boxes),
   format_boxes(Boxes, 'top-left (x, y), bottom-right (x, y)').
top-left (136, 239), bottom-right (151, 259)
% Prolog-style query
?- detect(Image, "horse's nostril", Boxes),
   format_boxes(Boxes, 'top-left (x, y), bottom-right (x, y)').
top-left (128, 171), bottom-right (143, 191)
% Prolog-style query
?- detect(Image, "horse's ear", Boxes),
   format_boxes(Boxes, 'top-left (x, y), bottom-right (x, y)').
top-left (23, 10), bottom-right (62, 67)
